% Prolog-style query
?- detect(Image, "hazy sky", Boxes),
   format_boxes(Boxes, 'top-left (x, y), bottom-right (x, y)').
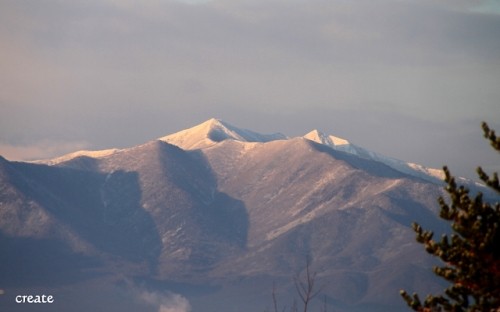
top-left (1, 0), bottom-right (499, 180)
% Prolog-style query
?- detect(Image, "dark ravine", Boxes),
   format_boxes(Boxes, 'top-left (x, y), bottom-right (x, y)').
top-left (0, 119), bottom-right (479, 312)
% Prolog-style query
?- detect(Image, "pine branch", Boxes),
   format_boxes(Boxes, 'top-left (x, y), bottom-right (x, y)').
top-left (401, 122), bottom-right (500, 312)
top-left (482, 122), bottom-right (500, 152)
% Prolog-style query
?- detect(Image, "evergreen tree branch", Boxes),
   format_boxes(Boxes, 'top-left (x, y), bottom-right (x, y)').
top-left (401, 122), bottom-right (500, 312)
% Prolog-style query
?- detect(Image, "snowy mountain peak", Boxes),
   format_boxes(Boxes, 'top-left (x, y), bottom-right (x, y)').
top-left (304, 130), bottom-right (350, 147)
top-left (159, 118), bottom-right (287, 150)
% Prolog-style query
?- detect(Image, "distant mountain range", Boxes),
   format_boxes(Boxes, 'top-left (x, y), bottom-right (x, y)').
top-left (0, 119), bottom-right (487, 312)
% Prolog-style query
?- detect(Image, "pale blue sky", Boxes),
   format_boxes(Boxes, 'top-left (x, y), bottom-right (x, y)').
top-left (1, 0), bottom-right (499, 180)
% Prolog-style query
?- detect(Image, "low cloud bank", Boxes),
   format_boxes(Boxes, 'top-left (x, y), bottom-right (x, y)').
top-left (139, 289), bottom-right (191, 312)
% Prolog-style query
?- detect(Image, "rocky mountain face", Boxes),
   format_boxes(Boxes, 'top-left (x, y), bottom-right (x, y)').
top-left (0, 119), bottom-right (471, 312)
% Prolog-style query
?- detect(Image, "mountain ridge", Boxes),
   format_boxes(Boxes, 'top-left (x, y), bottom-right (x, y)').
top-left (303, 129), bottom-right (446, 184)
top-left (31, 118), bottom-right (448, 185)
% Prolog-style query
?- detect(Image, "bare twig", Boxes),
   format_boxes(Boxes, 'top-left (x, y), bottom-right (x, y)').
top-left (272, 282), bottom-right (279, 312)
top-left (294, 259), bottom-right (322, 312)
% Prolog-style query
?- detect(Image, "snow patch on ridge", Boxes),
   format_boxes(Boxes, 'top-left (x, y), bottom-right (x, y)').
top-left (32, 149), bottom-right (120, 165)
top-left (304, 129), bottom-right (445, 184)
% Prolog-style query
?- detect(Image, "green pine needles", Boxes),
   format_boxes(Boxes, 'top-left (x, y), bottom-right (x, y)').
top-left (401, 122), bottom-right (500, 312)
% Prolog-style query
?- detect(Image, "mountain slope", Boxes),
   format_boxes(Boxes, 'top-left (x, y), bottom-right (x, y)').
top-left (52, 140), bottom-right (249, 278)
top-left (196, 137), bottom-right (447, 309)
